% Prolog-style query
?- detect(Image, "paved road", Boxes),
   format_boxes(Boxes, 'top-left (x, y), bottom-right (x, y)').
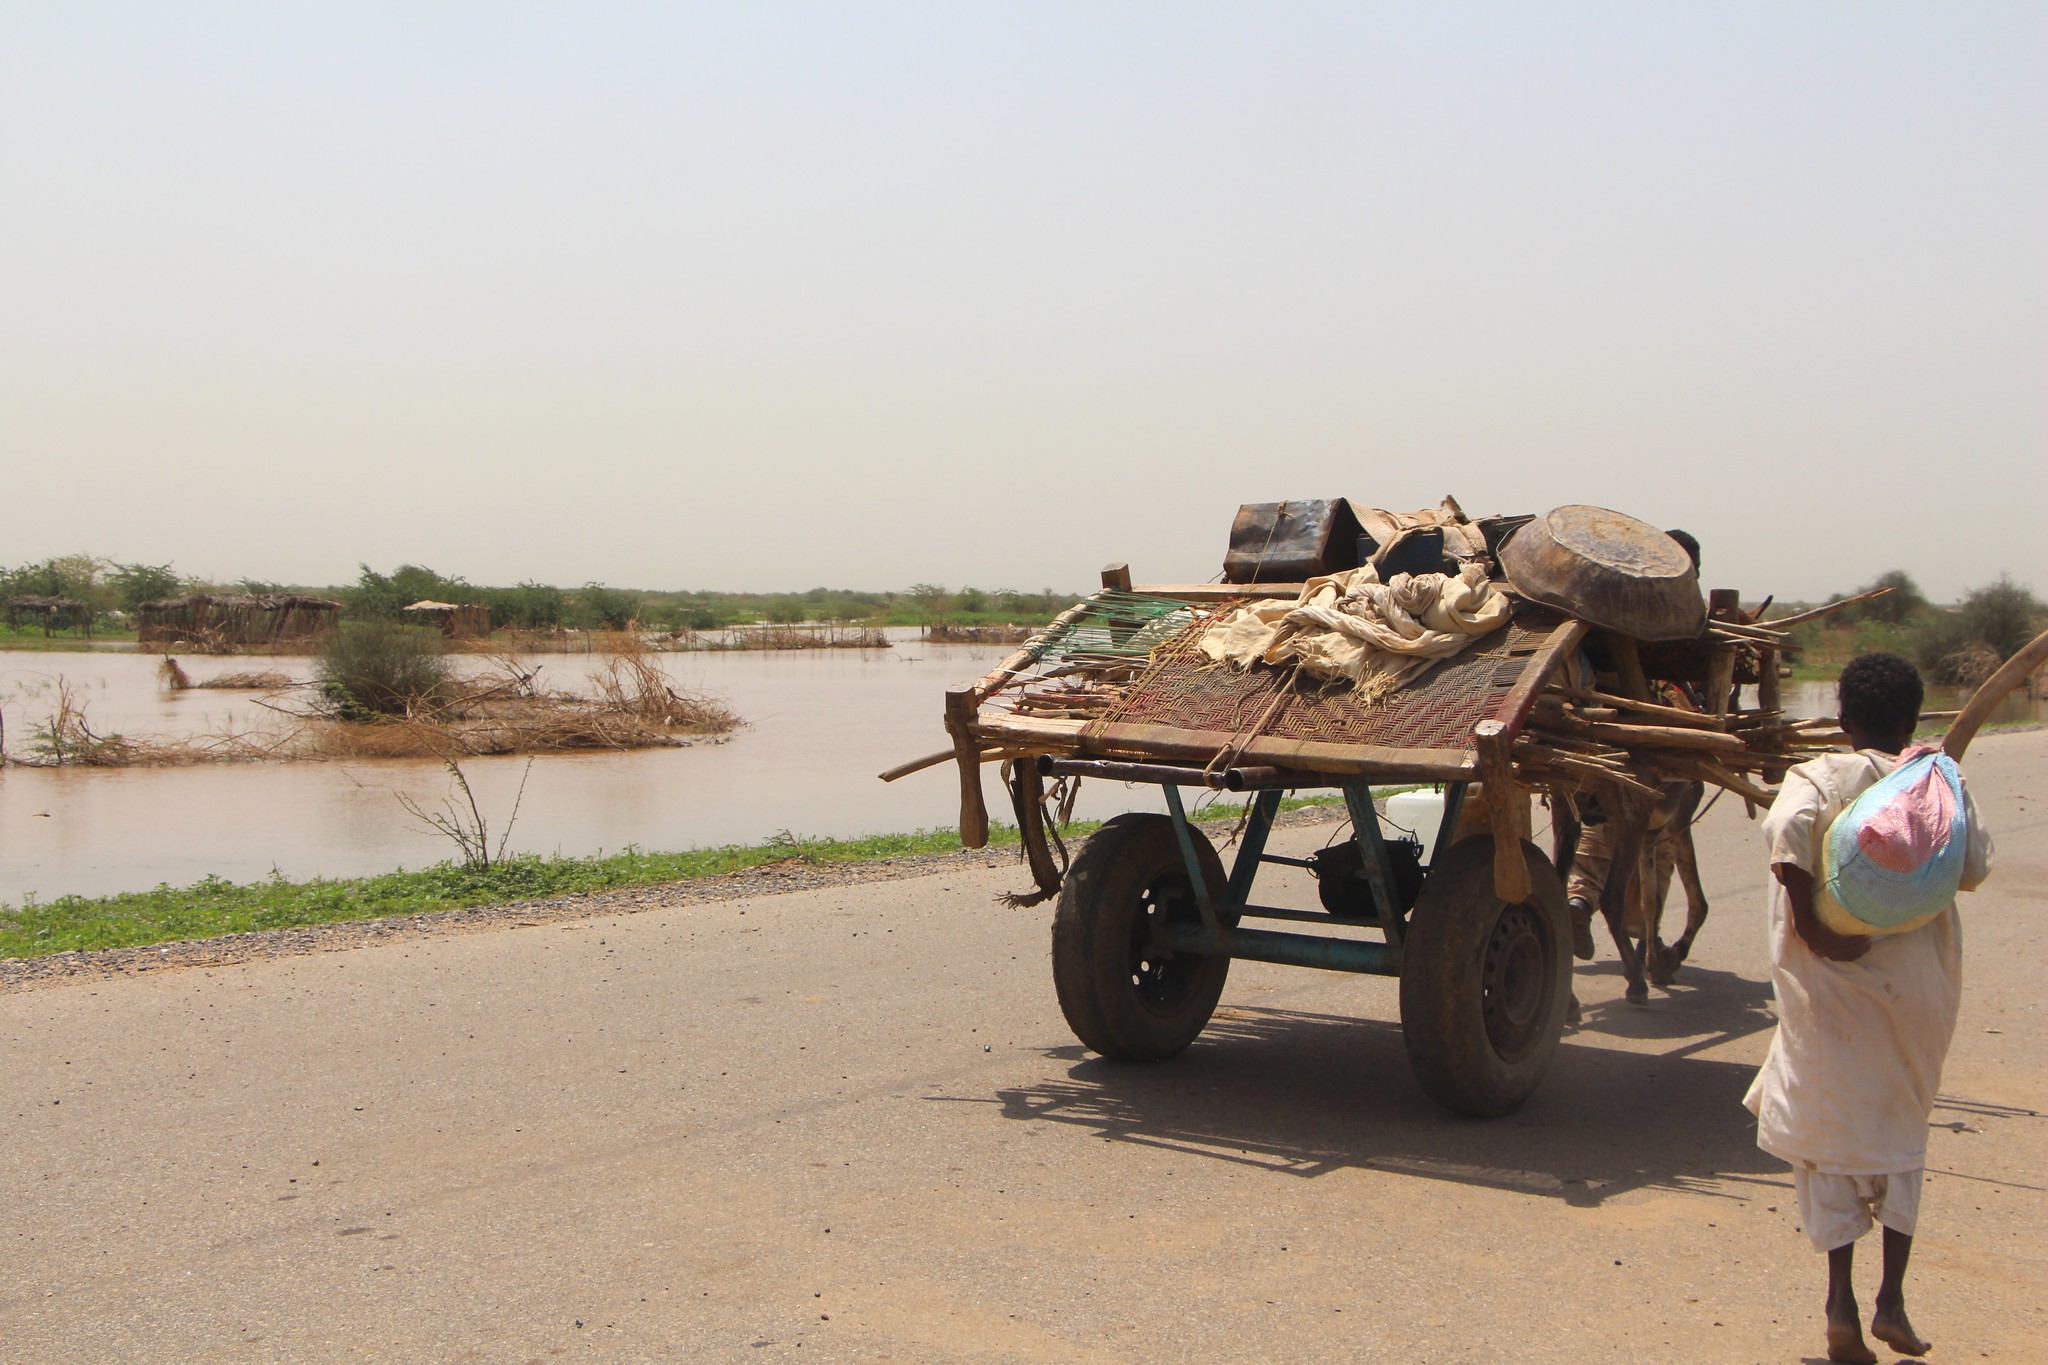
top-left (4, 732), bottom-right (2043, 1363)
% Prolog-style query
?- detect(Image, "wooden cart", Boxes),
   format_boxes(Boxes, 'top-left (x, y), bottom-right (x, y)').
top-left (919, 565), bottom-right (1816, 1117)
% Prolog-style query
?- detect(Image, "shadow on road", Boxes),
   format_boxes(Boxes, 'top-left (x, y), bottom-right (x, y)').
top-left (1570, 960), bottom-right (1778, 1058)
top-left (977, 988), bottom-right (1788, 1208)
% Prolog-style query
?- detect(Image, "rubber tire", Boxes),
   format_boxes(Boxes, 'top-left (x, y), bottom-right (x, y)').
top-left (1398, 836), bottom-right (1572, 1117)
top-left (1052, 813), bottom-right (1231, 1062)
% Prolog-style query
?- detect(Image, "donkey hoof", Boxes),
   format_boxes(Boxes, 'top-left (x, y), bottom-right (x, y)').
top-left (1625, 982), bottom-right (1650, 1006)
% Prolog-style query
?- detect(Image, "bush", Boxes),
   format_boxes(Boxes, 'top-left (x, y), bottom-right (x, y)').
top-left (1912, 575), bottom-right (2046, 683)
top-left (316, 622), bottom-right (453, 718)
top-left (1956, 575), bottom-right (2042, 659)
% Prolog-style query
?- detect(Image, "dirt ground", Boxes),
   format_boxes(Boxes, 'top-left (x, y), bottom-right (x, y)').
top-left (1, 732), bottom-right (2041, 1363)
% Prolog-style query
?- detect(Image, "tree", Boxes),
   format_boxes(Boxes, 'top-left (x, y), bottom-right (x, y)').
top-left (1852, 570), bottom-right (1928, 625)
top-left (681, 605), bottom-right (725, 631)
top-left (109, 562), bottom-right (183, 611)
top-left (483, 581), bottom-right (567, 630)
top-left (345, 564), bottom-right (471, 621)
top-left (904, 582), bottom-right (951, 621)
top-left (577, 583), bottom-right (640, 631)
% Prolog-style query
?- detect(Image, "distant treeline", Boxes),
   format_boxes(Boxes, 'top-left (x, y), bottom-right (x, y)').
top-left (1782, 569), bottom-right (2044, 685)
top-left (0, 554), bottom-right (1082, 633)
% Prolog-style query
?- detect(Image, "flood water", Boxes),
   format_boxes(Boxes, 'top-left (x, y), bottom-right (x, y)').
top-left (0, 638), bottom-right (1181, 903)
top-left (0, 649), bottom-right (2037, 903)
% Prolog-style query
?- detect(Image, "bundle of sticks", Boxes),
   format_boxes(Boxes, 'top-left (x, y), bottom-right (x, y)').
top-left (1509, 585), bottom-right (1910, 808)
top-left (1515, 679), bottom-right (1829, 807)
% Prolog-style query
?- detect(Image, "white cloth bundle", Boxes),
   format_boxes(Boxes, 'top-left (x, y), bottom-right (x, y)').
top-left (1198, 562), bottom-right (1510, 702)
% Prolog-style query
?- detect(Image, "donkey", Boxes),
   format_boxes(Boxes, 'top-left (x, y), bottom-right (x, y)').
top-left (1551, 778), bottom-right (1709, 1005)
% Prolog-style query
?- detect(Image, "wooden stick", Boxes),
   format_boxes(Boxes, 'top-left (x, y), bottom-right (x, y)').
top-left (1133, 583), bottom-right (1305, 601)
top-left (966, 595), bottom-right (1111, 701)
top-left (1474, 719), bottom-right (1531, 903)
top-left (1759, 587), bottom-right (1891, 631)
top-left (1944, 626), bottom-right (2048, 760)
top-left (1490, 620), bottom-right (1592, 743)
top-left (944, 687), bottom-right (990, 847)
top-left (1659, 757), bottom-right (1778, 805)
top-left (1545, 715), bottom-right (1750, 753)
top-left (1547, 684), bottom-right (1728, 728)
top-left (1604, 632), bottom-right (1651, 701)
top-left (1515, 757), bottom-right (1664, 802)
top-left (1703, 648), bottom-right (1738, 717)
top-left (1709, 622), bottom-right (1788, 643)
top-left (878, 747), bottom-right (1025, 783)
top-left (972, 711), bottom-right (1477, 781)
top-left (1757, 645), bottom-right (1782, 714)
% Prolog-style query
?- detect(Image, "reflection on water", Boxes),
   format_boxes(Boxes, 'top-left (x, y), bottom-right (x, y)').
top-left (0, 652), bottom-right (2037, 903)
top-left (1781, 679), bottom-right (2045, 729)
top-left (0, 640), bottom-right (1170, 902)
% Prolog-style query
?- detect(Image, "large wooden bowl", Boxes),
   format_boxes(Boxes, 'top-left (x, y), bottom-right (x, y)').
top-left (1498, 505), bottom-right (1705, 641)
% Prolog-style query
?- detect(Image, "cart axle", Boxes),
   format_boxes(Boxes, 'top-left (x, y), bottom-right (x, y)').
top-left (1152, 921), bottom-right (1402, 976)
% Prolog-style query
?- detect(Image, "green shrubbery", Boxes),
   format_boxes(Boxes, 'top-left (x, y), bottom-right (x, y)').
top-left (1785, 570), bottom-right (2045, 685)
top-left (1910, 575), bottom-right (2044, 684)
top-left (315, 621), bottom-right (453, 718)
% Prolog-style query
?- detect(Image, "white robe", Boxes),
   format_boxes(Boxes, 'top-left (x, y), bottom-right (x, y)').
top-left (1742, 750), bottom-right (1994, 1175)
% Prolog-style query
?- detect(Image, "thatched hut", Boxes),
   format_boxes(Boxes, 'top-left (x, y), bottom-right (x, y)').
top-left (3, 595), bottom-right (95, 636)
top-left (403, 599), bottom-right (492, 639)
top-left (137, 593), bottom-right (342, 649)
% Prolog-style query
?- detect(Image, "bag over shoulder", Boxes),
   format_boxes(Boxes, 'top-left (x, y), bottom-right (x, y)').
top-left (1816, 745), bottom-right (1970, 937)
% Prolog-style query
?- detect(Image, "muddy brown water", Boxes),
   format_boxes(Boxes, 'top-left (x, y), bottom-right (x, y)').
top-left (0, 650), bottom-right (2036, 904)
top-left (0, 639), bottom-right (1187, 904)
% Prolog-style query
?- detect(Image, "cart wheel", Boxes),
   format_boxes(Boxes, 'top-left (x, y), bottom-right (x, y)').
top-left (1052, 813), bottom-right (1231, 1062)
top-left (1398, 836), bottom-right (1571, 1117)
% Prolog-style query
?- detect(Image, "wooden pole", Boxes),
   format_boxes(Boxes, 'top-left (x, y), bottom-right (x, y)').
top-left (1943, 626), bottom-right (2048, 760)
top-left (944, 687), bottom-right (990, 847)
top-left (1758, 586), bottom-right (1892, 631)
top-left (1473, 719), bottom-right (1532, 903)
top-left (1605, 632), bottom-right (1651, 701)
top-left (878, 747), bottom-right (1024, 783)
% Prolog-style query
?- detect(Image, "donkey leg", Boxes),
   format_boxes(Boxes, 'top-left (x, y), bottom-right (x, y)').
top-left (1666, 823), bottom-right (1710, 968)
top-left (1597, 810), bottom-right (1650, 1005)
top-left (1638, 839), bottom-right (1671, 986)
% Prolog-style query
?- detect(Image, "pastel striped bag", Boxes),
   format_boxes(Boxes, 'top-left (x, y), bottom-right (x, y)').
top-left (1815, 746), bottom-right (1969, 937)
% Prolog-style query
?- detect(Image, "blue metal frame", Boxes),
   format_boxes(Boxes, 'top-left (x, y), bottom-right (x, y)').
top-left (1149, 779), bottom-right (1471, 977)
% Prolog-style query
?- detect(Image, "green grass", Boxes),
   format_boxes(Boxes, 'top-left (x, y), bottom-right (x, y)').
top-left (0, 793), bottom-right (1348, 960)
top-left (0, 625), bottom-right (137, 652)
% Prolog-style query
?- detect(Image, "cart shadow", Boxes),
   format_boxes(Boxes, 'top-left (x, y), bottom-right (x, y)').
top-left (988, 1001), bottom-right (1787, 1208)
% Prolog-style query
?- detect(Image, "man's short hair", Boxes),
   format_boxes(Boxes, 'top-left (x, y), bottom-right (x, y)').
top-left (1838, 651), bottom-right (1923, 739)
top-left (1665, 529), bottom-right (1701, 571)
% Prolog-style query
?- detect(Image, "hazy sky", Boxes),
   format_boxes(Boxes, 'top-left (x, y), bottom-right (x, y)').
top-left (3, 3), bottom-right (2042, 599)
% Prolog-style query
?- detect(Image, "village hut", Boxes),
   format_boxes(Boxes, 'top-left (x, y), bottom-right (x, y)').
top-left (2, 595), bottom-right (95, 637)
top-left (402, 599), bottom-right (492, 639)
top-left (136, 593), bottom-right (342, 649)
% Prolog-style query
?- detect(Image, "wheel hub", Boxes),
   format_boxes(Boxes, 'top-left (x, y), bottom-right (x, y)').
top-left (1481, 903), bottom-right (1550, 1059)
top-left (1129, 882), bottom-right (1200, 1015)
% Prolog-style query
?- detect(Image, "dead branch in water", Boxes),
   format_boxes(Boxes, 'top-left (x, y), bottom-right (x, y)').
top-left (159, 658), bottom-right (294, 692)
top-left (21, 642), bottom-right (738, 767)
top-left (393, 720), bottom-right (535, 869)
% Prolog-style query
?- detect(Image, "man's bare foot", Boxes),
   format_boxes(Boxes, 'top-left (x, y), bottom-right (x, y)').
top-left (1827, 1317), bottom-right (1878, 1364)
top-left (1871, 1301), bottom-right (1931, 1356)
